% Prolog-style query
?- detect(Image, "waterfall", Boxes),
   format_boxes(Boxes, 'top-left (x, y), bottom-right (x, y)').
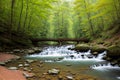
top-left (27, 45), bottom-right (106, 62)
top-left (91, 63), bottom-right (120, 71)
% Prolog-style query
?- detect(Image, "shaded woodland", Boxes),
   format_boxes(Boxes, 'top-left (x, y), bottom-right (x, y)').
top-left (0, 0), bottom-right (120, 48)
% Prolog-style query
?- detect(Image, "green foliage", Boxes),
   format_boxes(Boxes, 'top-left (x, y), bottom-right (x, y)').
top-left (0, 0), bottom-right (120, 45)
top-left (73, 0), bottom-right (120, 39)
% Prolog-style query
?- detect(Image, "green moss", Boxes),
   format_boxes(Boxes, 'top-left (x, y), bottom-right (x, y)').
top-left (107, 45), bottom-right (120, 57)
top-left (91, 45), bottom-right (107, 53)
top-left (96, 39), bottom-right (104, 44)
top-left (74, 44), bottom-right (90, 52)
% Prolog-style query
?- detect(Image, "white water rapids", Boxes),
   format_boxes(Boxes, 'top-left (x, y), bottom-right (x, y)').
top-left (27, 45), bottom-right (120, 70)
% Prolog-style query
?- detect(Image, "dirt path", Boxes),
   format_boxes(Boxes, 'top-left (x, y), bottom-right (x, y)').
top-left (0, 66), bottom-right (26, 80)
top-left (0, 52), bottom-right (18, 62)
top-left (0, 52), bottom-right (26, 80)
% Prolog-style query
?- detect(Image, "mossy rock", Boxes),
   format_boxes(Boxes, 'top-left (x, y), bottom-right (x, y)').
top-left (74, 44), bottom-right (90, 52)
top-left (107, 45), bottom-right (120, 57)
top-left (91, 45), bottom-right (107, 53)
top-left (96, 39), bottom-right (104, 44)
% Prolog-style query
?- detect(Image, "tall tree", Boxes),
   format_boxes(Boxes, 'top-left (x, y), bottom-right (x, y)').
top-left (17, 0), bottom-right (23, 31)
top-left (10, 0), bottom-right (15, 31)
top-left (23, 0), bottom-right (29, 32)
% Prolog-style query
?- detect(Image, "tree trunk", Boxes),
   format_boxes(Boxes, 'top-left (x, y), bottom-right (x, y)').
top-left (23, 0), bottom-right (29, 32)
top-left (62, 12), bottom-right (64, 28)
top-left (10, 0), bottom-right (15, 32)
top-left (84, 0), bottom-right (94, 36)
top-left (28, 14), bottom-right (32, 31)
top-left (17, 0), bottom-right (23, 31)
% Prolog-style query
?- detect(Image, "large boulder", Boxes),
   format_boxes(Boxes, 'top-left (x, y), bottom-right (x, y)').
top-left (74, 44), bottom-right (90, 52)
top-left (107, 45), bottom-right (120, 57)
top-left (91, 45), bottom-right (107, 53)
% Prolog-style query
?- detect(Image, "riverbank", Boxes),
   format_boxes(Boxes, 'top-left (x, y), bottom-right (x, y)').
top-left (0, 53), bottom-right (35, 80)
top-left (0, 43), bottom-right (120, 80)
top-left (73, 34), bottom-right (120, 66)
top-left (0, 47), bottom-right (103, 80)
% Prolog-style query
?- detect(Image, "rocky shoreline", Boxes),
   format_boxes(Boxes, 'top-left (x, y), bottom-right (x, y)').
top-left (71, 43), bottom-right (120, 67)
top-left (0, 46), bottom-right (101, 80)
top-left (3, 57), bottom-right (100, 80)
top-left (0, 43), bottom-right (120, 80)
top-left (0, 47), bottom-right (42, 80)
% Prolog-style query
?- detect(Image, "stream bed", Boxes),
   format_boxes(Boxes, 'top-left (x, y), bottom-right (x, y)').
top-left (26, 45), bottom-right (120, 80)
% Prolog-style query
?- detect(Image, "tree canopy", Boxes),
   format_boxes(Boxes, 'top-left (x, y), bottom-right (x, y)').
top-left (0, 0), bottom-right (120, 39)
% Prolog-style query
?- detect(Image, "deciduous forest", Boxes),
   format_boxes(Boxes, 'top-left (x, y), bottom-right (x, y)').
top-left (0, 0), bottom-right (120, 80)
top-left (0, 0), bottom-right (120, 45)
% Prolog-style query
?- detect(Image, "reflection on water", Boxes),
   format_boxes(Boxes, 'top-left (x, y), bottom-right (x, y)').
top-left (26, 45), bottom-right (120, 80)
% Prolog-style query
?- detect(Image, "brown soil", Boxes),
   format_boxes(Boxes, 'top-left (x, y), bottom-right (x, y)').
top-left (0, 52), bottom-right (17, 62)
top-left (0, 66), bottom-right (26, 80)
top-left (0, 53), bottom-right (27, 80)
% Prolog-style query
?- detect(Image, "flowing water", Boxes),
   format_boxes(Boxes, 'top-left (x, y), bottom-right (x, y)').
top-left (26, 45), bottom-right (120, 80)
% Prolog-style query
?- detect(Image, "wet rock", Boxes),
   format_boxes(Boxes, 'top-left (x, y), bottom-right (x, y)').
top-left (54, 57), bottom-right (64, 61)
top-left (66, 75), bottom-right (73, 80)
top-left (30, 68), bottom-right (33, 70)
top-left (103, 56), bottom-right (112, 61)
top-left (74, 44), bottom-right (90, 52)
top-left (8, 67), bottom-right (18, 70)
top-left (16, 56), bottom-right (21, 59)
top-left (40, 61), bottom-right (44, 64)
top-left (87, 55), bottom-right (93, 59)
top-left (43, 73), bottom-right (48, 75)
top-left (68, 48), bottom-right (72, 50)
top-left (66, 64), bottom-right (72, 66)
top-left (91, 45), bottom-right (106, 53)
top-left (13, 49), bottom-right (21, 53)
top-left (107, 45), bottom-right (120, 57)
top-left (70, 55), bottom-right (74, 58)
top-left (111, 60), bottom-right (118, 66)
top-left (18, 64), bottom-right (23, 67)
top-left (81, 54), bottom-right (84, 58)
top-left (0, 62), bottom-right (6, 65)
top-left (92, 52), bottom-right (98, 55)
top-left (58, 75), bottom-right (63, 80)
top-left (25, 49), bottom-right (35, 54)
top-left (26, 60), bottom-right (34, 63)
top-left (23, 72), bottom-right (35, 78)
top-left (48, 69), bottom-right (60, 75)
top-left (24, 63), bottom-right (30, 67)
top-left (37, 64), bottom-right (42, 67)
top-left (57, 57), bottom-right (64, 61)
top-left (23, 67), bottom-right (29, 71)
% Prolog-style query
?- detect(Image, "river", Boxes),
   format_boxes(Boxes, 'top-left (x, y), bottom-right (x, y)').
top-left (26, 45), bottom-right (120, 80)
